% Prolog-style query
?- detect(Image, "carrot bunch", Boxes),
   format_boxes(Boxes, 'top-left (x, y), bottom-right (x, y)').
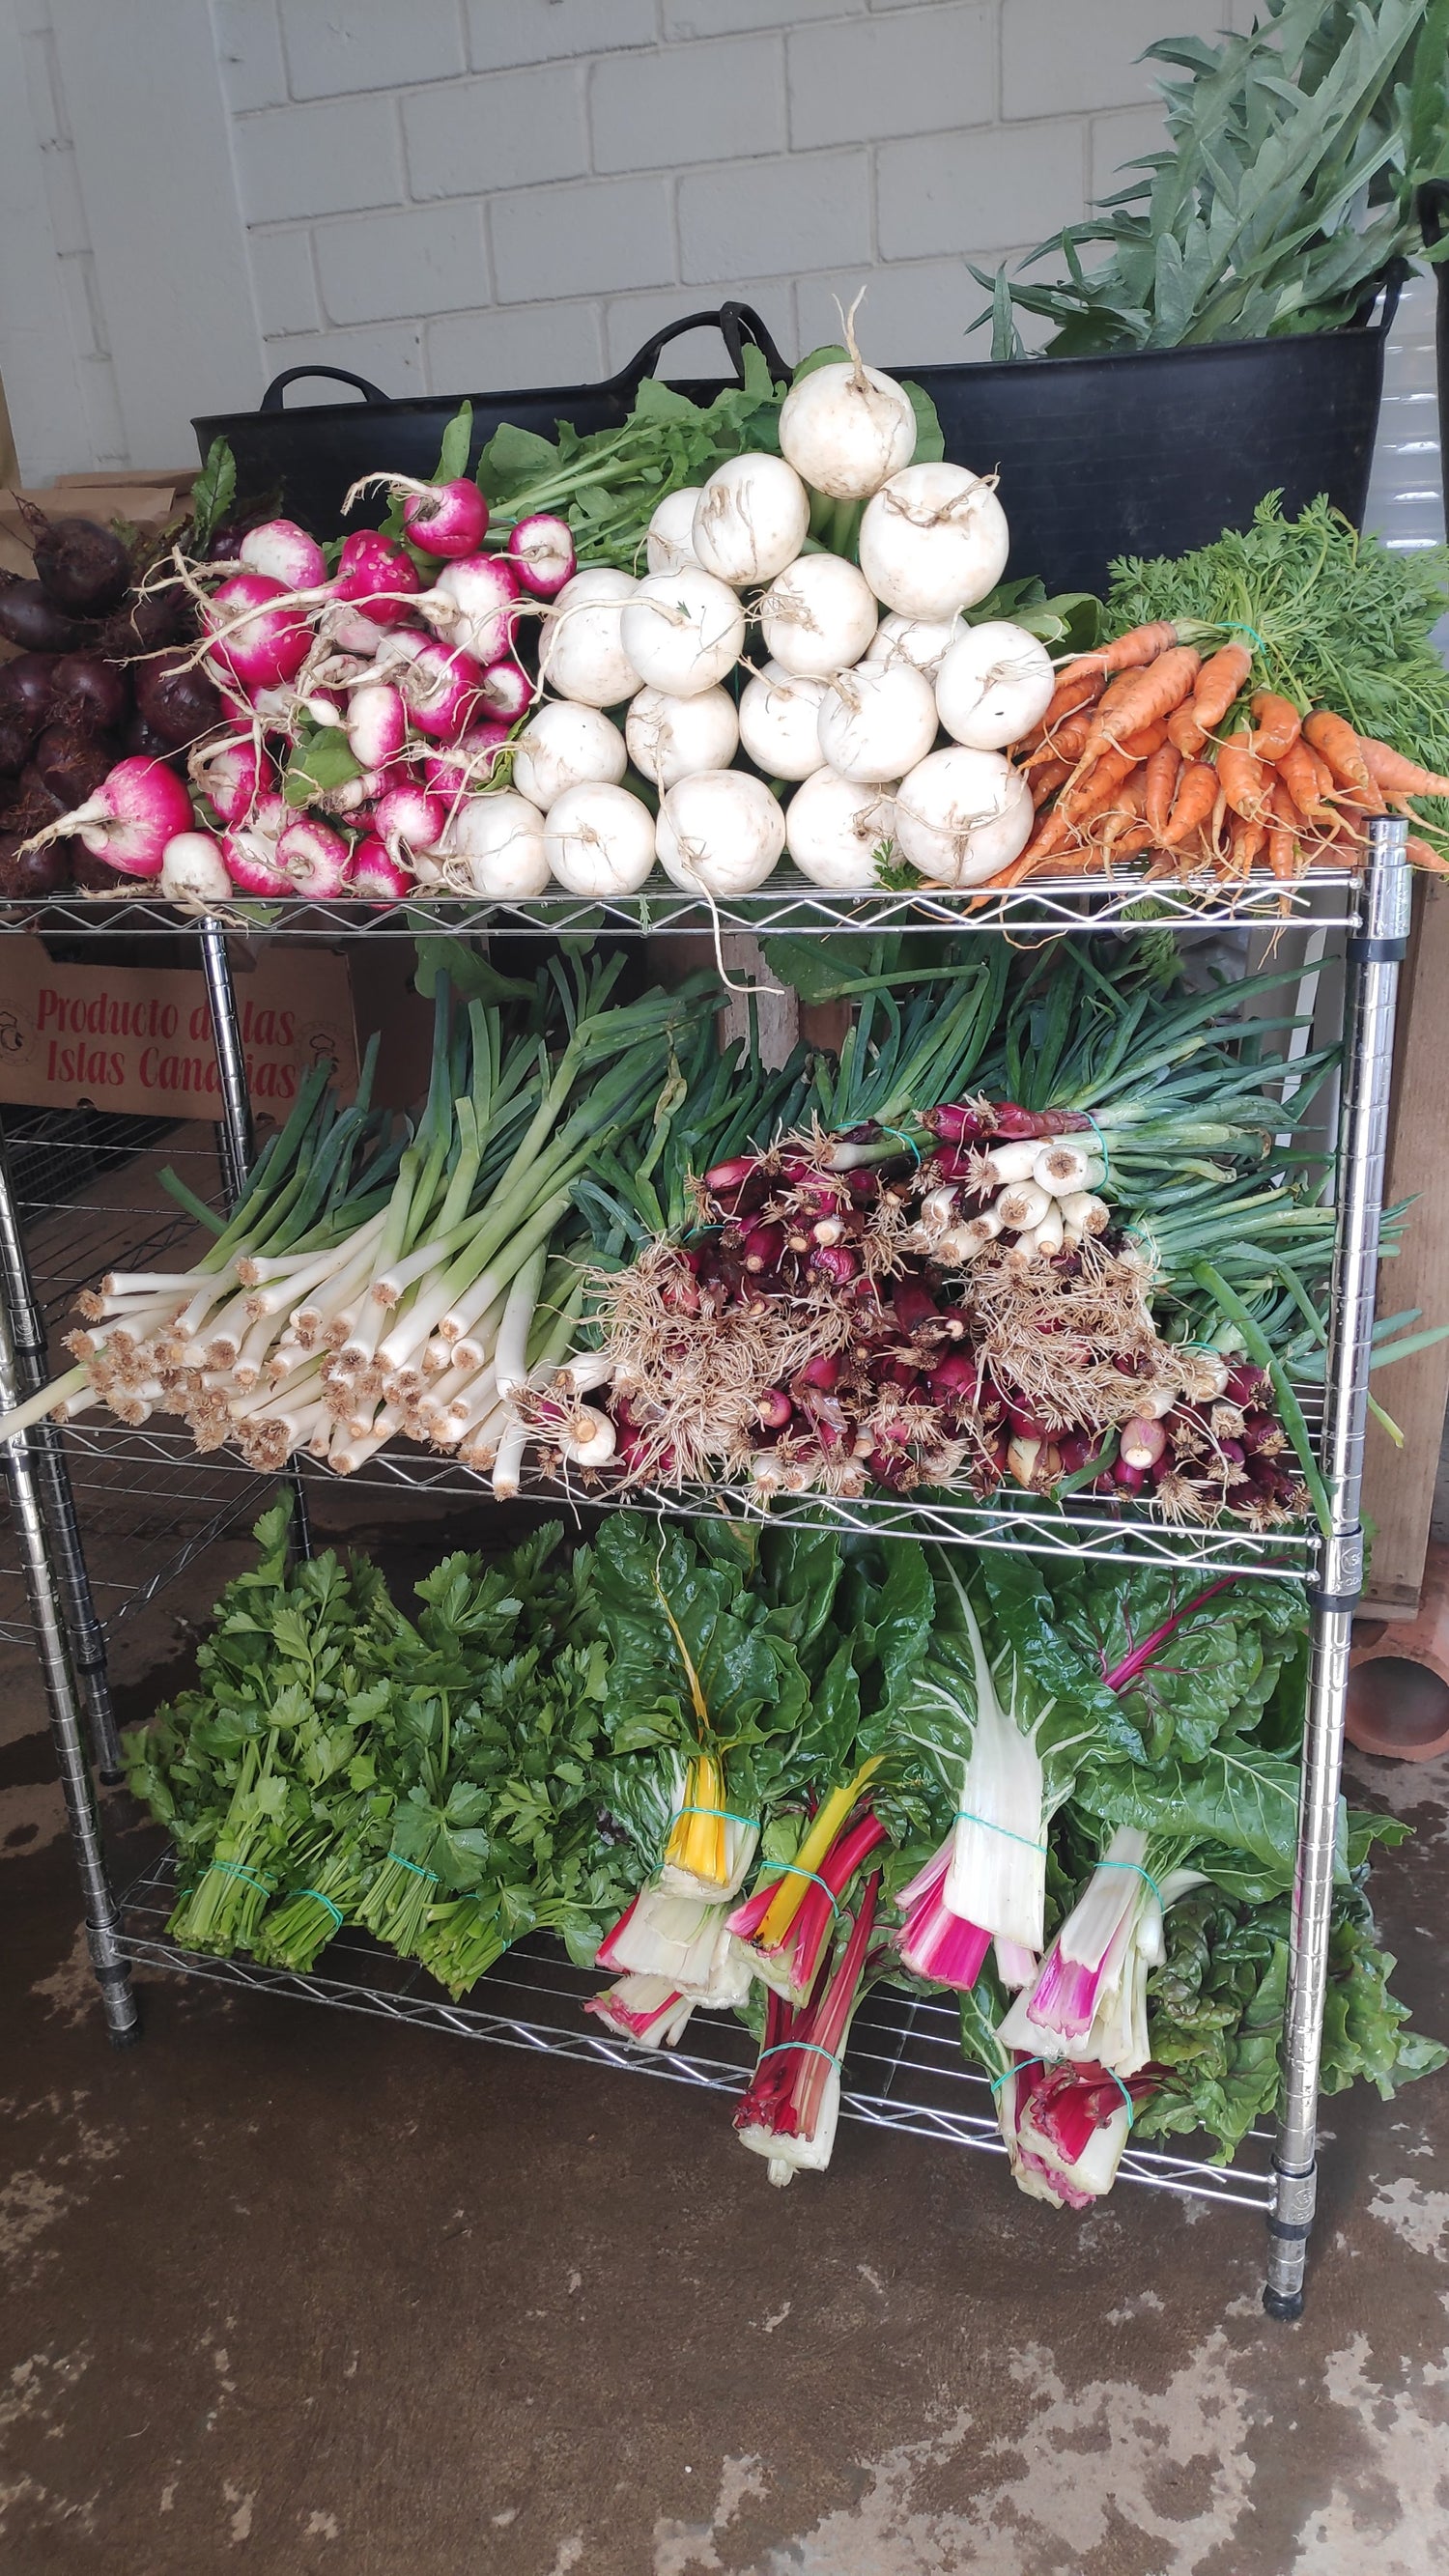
top-left (1005, 620), bottom-right (1449, 892)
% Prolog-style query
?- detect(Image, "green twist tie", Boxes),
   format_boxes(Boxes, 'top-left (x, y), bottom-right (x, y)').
top-left (1104, 2068), bottom-right (1137, 2130)
top-left (956, 1809), bottom-right (1046, 1856)
top-left (296, 1887), bottom-right (344, 1928)
top-left (757, 2039), bottom-right (840, 2072)
top-left (387, 1851), bottom-right (439, 1882)
top-left (206, 1859), bottom-right (272, 1897)
top-left (1096, 1857), bottom-right (1164, 1907)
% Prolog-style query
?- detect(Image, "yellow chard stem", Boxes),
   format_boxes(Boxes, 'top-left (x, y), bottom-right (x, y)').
top-left (754, 1756), bottom-right (885, 1950)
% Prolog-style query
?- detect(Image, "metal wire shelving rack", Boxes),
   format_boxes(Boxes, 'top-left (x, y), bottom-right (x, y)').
top-left (0, 836), bottom-right (1408, 2314)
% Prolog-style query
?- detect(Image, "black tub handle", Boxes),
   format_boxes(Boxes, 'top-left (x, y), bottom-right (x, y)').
top-left (1419, 180), bottom-right (1449, 250)
top-left (1352, 260), bottom-right (1408, 335)
top-left (608, 304), bottom-right (792, 394)
top-left (260, 365), bottom-right (391, 412)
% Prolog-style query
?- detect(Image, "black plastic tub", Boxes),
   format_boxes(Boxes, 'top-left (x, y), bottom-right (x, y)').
top-left (196, 285), bottom-right (1403, 592)
top-left (192, 304), bottom-right (791, 542)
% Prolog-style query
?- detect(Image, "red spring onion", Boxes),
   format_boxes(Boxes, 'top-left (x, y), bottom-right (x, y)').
top-left (1118, 1414), bottom-right (1168, 1471)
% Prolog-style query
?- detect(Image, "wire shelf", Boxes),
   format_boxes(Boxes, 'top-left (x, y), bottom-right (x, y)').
top-left (0, 867), bottom-right (1361, 944)
top-left (51, 1415), bottom-right (1319, 1585)
top-left (116, 1848), bottom-right (1273, 2213)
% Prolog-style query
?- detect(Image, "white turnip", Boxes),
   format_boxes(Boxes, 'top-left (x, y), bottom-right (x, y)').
top-left (893, 745), bottom-right (1033, 886)
top-left (346, 683), bottom-right (410, 772)
top-left (758, 554), bottom-right (877, 678)
top-left (441, 791), bottom-right (550, 898)
top-left (655, 771), bottom-right (784, 896)
top-left (544, 780), bottom-right (656, 895)
top-left (538, 569), bottom-right (640, 707)
top-left (784, 769), bottom-right (895, 889)
top-left (816, 662), bottom-right (937, 784)
top-left (691, 455), bottom-right (810, 586)
top-left (626, 685), bottom-right (738, 789)
top-left (866, 611), bottom-right (966, 681)
top-left (645, 489), bottom-right (702, 577)
top-left (778, 331), bottom-right (917, 499)
top-left (737, 664), bottom-right (827, 781)
top-left (512, 700), bottom-right (627, 808)
top-left (619, 568), bottom-right (745, 698)
top-left (934, 622), bottom-right (1055, 751)
top-left (858, 463), bottom-right (1009, 620)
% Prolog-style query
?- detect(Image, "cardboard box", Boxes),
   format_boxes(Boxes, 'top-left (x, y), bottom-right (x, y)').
top-left (0, 936), bottom-right (361, 1120)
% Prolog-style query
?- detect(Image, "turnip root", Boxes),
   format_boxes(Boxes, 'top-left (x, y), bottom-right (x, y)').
top-left (512, 700), bottom-right (628, 808)
top-left (544, 780), bottom-right (655, 895)
top-left (777, 323), bottom-right (917, 499)
top-left (441, 791), bottom-right (550, 898)
top-left (758, 554), bottom-right (878, 678)
top-left (538, 569), bottom-right (640, 707)
top-left (858, 463), bottom-right (1009, 620)
top-left (626, 685), bottom-right (739, 789)
top-left (655, 771), bottom-right (784, 895)
top-left (645, 488), bottom-right (703, 577)
top-left (691, 455), bottom-right (810, 586)
top-left (816, 662), bottom-right (937, 784)
top-left (893, 745), bottom-right (1033, 886)
top-left (619, 569), bottom-right (745, 699)
top-left (737, 664), bottom-right (828, 781)
top-left (934, 622), bottom-right (1055, 751)
top-left (784, 769), bottom-right (895, 888)
top-left (865, 611), bottom-right (966, 681)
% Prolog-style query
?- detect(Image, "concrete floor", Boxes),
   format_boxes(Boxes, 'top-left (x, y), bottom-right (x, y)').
top-left (3, 1525), bottom-right (1449, 2576)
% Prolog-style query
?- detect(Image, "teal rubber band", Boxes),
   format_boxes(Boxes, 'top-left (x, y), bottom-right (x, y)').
top-left (674, 1804), bottom-right (755, 1833)
top-left (387, 1851), bottom-right (439, 1882)
top-left (1097, 1856), bottom-right (1164, 1907)
top-left (1103, 2067), bottom-right (1137, 2129)
top-left (205, 1858), bottom-right (272, 1897)
top-left (1081, 1115), bottom-right (1110, 1186)
top-left (768, 1857), bottom-right (841, 1916)
top-left (956, 1809), bottom-right (1047, 1856)
top-left (990, 2054), bottom-right (1042, 2095)
top-left (1223, 622), bottom-right (1267, 656)
top-left (296, 1887), bottom-right (344, 1928)
top-left (757, 2039), bottom-right (840, 2073)
top-left (877, 1125), bottom-right (922, 1167)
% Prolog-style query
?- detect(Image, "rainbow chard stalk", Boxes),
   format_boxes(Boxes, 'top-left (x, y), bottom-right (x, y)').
top-left (585, 1973), bottom-right (696, 2050)
top-left (997, 2058), bottom-right (1158, 2211)
top-left (726, 1798), bottom-right (886, 2004)
top-left (1000, 1827), bottom-right (1204, 2073)
top-left (895, 1840), bottom-right (992, 1992)
top-left (735, 1868), bottom-right (883, 2187)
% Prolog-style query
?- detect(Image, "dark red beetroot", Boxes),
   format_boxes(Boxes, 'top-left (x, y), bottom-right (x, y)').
top-left (135, 648), bottom-right (223, 750)
top-left (0, 577), bottom-right (84, 655)
top-left (0, 653), bottom-right (61, 729)
top-left (0, 714), bottom-right (36, 776)
top-left (33, 723), bottom-right (113, 807)
top-left (100, 585), bottom-right (186, 658)
top-left (0, 835), bottom-right (68, 897)
top-left (50, 652), bottom-right (128, 733)
top-left (24, 506), bottom-right (130, 613)
top-left (122, 714), bottom-right (176, 760)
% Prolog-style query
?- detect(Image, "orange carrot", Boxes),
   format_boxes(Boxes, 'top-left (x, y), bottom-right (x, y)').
top-left (1118, 718), bottom-right (1170, 762)
top-left (1112, 823), bottom-right (1155, 858)
top-left (1026, 709), bottom-right (1094, 765)
top-left (1303, 709), bottom-right (1371, 790)
top-left (1019, 803), bottom-right (1076, 864)
top-left (1407, 835), bottom-right (1449, 877)
top-left (1161, 760), bottom-right (1218, 847)
top-left (1187, 640), bottom-right (1254, 730)
top-left (1216, 730), bottom-right (1272, 825)
top-left (1276, 736), bottom-right (1334, 823)
top-left (1079, 645), bottom-right (1202, 760)
top-left (1144, 741), bottom-right (1180, 839)
top-left (1247, 692), bottom-right (1301, 763)
top-left (1357, 737), bottom-right (1449, 800)
top-left (1226, 815), bottom-right (1266, 877)
top-left (1267, 824), bottom-right (1300, 883)
top-left (1028, 755), bottom-right (1072, 807)
top-left (1167, 704), bottom-right (1208, 759)
top-left (1059, 744), bottom-right (1140, 824)
top-left (1054, 620), bottom-right (1182, 689)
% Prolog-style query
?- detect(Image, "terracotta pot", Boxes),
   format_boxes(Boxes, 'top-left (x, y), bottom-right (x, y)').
top-left (1347, 1540), bottom-right (1449, 1759)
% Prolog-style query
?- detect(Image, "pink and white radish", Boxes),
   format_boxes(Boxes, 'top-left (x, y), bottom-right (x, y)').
top-left (758, 553), bottom-right (877, 678)
top-left (816, 661), bottom-right (937, 783)
top-left (343, 471), bottom-right (487, 560)
top-left (691, 454), bottom-right (810, 586)
top-left (346, 682), bottom-right (410, 772)
top-left (222, 799), bottom-right (293, 895)
top-left (375, 780), bottom-right (447, 866)
top-left (507, 514), bottom-right (575, 599)
top-left (785, 769), bottom-right (895, 888)
top-left (656, 770), bottom-right (784, 896)
top-left (421, 723), bottom-right (511, 799)
top-left (349, 836), bottom-right (412, 900)
top-left (737, 664), bottom-right (828, 781)
top-left (189, 735), bottom-right (271, 827)
top-left (543, 780), bottom-right (655, 895)
top-left (892, 745), bottom-right (1034, 885)
top-left (332, 529), bottom-right (420, 628)
top-left (476, 655), bottom-right (534, 723)
top-left (858, 463), bottom-right (1010, 620)
top-left (538, 569), bottom-right (641, 707)
top-left (238, 519), bottom-right (327, 590)
top-left (626, 685), bottom-right (738, 789)
top-left (205, 574), bottom-right (311, 692)
top-left (160, 831), bottom-right (233, 908)
top-left (513, 700), bottom-right (627, 808)
top-left (934, 622), bottom-right (1055, 751)
top-left (276, 817), bottom-right (354, 899)
top-left (619, 568), bottom-right (745, 699)
top-left (22, 755), bottom-right (195, 881)
top-left (645, 488), bottom-right (702, 577)
top-left (390, 637), bottom-right (485, 742)
top-left (441, 791), bottom-right (550, 898)
top-left (416, 555), bottom-right (520, 665)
